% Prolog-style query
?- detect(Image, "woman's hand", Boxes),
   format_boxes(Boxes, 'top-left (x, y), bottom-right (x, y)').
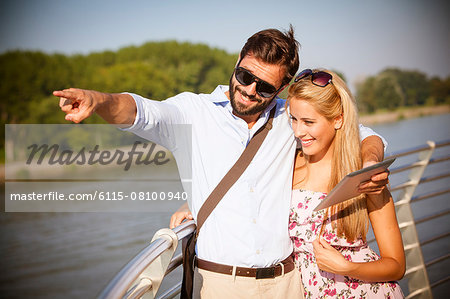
top-left (169, 203), bottom-right (193, 229)
top-left (312, 238), bottom-right (353, 275)
top-left (357, 161), bottom-right (390, 195)
top-left (312, 190), bottom-right (405, 282)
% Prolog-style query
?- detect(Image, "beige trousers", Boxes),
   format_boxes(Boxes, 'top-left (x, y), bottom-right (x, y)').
top-left (193, 267), bottom-right (304, 299)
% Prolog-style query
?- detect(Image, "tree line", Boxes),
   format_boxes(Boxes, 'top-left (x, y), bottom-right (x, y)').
top-left (356, 68), bottom-right (449, 113)
top-left (0, 41), bottom-right (237, 126)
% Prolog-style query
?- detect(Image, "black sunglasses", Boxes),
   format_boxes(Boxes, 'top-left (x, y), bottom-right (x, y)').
top-left (234, 67), bottom-right (282, 98)
top-left (294, 69), bottom-right (333, 87)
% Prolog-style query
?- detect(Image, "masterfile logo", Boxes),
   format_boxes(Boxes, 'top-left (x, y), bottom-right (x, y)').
top-left (4, 124), bottom-right (192, 212)
top-left (26, 141), bottom-right (170, 171)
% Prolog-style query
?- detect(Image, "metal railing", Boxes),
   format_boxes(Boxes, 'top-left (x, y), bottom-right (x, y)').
top-left (98, 221), bottom-right (195, 299)
top-left (369, 139), bottom-right (450, 299)
top-left (99, 140), bottom-right (450, 299)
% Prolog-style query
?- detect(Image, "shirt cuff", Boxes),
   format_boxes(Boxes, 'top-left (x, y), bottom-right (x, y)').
top-left (118, 92), bottom-right (144, 131)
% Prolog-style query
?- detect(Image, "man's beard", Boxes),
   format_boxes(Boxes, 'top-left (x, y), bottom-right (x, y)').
top-left (229, 76), bottom-right (273, 116)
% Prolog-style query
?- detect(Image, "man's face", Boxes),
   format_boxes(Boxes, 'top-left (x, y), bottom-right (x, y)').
top-left (229, 55), bottom-right (285, 117)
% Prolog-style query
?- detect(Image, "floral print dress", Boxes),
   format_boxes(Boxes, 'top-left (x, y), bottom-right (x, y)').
top-left (289, 189), bottom-right (404, 298)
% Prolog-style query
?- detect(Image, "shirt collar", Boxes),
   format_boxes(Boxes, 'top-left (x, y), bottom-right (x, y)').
top-left (210, 85), bottom-right (231, 103)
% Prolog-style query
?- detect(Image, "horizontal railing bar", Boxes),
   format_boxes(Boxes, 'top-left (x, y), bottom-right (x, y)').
top-left (390, 180), bottom-right (416, 192)
top-left (388, 154), bottom-right (449, 176)
top-left (419, 172), bottom-right (450, 184)
top-left (385, 139), bottom-right (450, 159)
top-left (390, 172), bottom-right (450, 192)
top-left (172, 220), bottom-right (196, 240)
top-left (425, 253), bottom-right (450, 268)
top-left (430, 276), bottom-right (450, 289)
top-left (428, 155), bottom-right (450, 165)
top-left (368, 230), bottom-right (450, 247)
top-left (421, 232), bottom-right (450, 246)
top-left (390, 161), bottom-right (427, 175)
top-left (433, 139), bottom-right (450, 148)
top-left (415, 209), bottom-right (450, 225)
top-left (411, 188), bottom-right (450, 203)
top-left (157, 281), bottom-right (182, 299)
top-left (386, 145), bottom-right (433, 159)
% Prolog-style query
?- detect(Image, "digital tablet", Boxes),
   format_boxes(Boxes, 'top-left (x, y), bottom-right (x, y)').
top-left (313, 158), bottom-right (396, 211)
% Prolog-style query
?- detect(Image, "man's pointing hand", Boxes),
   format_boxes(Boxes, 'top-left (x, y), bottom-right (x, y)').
top-left (53, 88), bottom-right (100, 123)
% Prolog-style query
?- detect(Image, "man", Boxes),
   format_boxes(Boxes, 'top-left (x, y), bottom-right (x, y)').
top-left (54, 26), bottom-right (387, 298)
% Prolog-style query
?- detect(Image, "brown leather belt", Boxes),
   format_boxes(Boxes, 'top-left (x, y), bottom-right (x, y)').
top-left (196, 255), bottom-right (295, 279)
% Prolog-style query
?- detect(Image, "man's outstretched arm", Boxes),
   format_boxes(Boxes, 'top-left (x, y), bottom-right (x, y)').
top-left (53, 88), bottom-right (136, 125)
top-left (361, 135), bottom-right (385, 167)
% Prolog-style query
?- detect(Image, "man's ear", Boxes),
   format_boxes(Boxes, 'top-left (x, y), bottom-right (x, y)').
top-left (334, 113), bottom-right (343, 129)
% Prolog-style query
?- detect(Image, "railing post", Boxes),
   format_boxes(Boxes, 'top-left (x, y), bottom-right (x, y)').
top-left (394, 141), bottom-right (435, 299)
top-left (125, 228), bottom-right (179, 299)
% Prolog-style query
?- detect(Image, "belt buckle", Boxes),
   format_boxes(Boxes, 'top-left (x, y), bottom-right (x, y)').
top-left (255, 267), bottom-right (275, 279)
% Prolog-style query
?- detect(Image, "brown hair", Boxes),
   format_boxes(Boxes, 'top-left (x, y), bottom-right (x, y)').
top-left (288, 69), bottom-right (368, 242)
top-left (240, 25), bottom-right (300, 86)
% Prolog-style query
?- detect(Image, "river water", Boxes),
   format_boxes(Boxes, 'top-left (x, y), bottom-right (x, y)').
top-left (1, 113), bottom-right (449, 298)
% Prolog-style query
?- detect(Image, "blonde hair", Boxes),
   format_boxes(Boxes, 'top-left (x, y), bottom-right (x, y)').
top-left (288, 69), bottom-right (368, 241)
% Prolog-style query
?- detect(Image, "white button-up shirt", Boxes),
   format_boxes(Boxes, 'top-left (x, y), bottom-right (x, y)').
top-left (123, 85), bottom-right (384, 267)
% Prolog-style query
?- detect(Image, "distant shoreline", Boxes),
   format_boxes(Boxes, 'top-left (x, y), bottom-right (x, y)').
top-left (359, 105), bottom-right (450, 126)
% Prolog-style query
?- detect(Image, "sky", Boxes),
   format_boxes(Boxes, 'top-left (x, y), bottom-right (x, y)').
top-left (1, 0), bottom-right (449, 90)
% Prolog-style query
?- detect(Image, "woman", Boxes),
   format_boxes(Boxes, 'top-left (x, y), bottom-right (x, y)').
top-left (288, 69), bottom-right (404, 298)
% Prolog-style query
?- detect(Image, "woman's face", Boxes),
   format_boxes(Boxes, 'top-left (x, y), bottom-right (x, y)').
top-left (289, 98), bottom-right (342, 162)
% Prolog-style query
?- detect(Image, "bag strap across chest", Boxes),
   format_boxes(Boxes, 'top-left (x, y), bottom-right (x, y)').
top-left (195, 106), bottom-right (276, 236)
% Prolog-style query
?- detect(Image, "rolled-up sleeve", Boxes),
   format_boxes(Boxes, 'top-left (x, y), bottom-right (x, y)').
top-left (120, 93), bottom-right (188, 151)
top-left (359, 124), bottom-right (388, 151)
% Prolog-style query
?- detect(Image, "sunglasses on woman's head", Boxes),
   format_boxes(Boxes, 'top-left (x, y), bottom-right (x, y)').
top-left (234, 67), bottom-right (281, 98)
top-left (294, 69), bottom-right (333, 87)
